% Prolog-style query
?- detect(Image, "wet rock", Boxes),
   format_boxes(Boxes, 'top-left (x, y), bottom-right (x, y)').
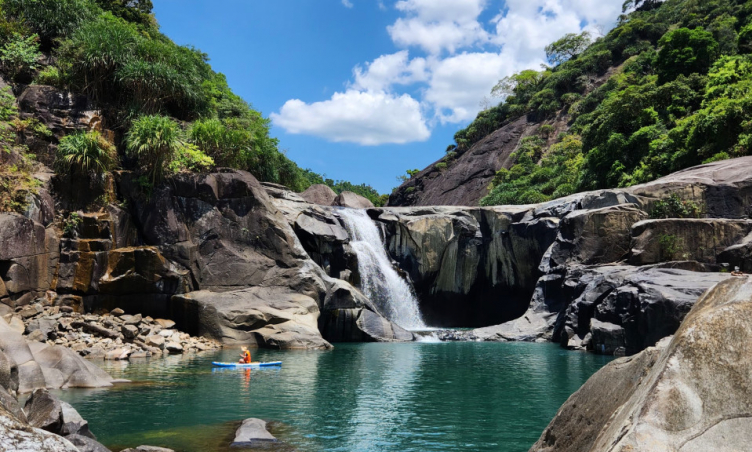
top-left (110, 308), bottom-right (124, 317)
top-left (231, 418), bottom-right (278, 447)
top-left (164, 342), bottom-right (182, 354)
top-left (59, 401), bottom-right (94, 438)
top-left (145, 335), bottom-right (164, 349)
top-left (121, 446), bottom-right (174, 452)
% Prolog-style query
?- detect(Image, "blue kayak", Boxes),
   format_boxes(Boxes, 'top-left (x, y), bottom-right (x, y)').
top-left (211, 361), bottom-right (282, 368)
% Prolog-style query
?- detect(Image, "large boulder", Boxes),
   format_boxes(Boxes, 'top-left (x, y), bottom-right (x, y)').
top-left (300, 184), bottom-right (337, 206)
top-left (0, 403), bottom-right (79, 452)
top-left (333, 191), bottom-right (375, 209)
top-left (0, 317), bottom-right (112, 393)
top-left (170, 287), bottom-right (332, 350)
top-left (531, 276), bottom-right (752, 451)
top-left (231, 418), bottom-right (278, 447)
top-left (24, 389), bottom-right (62, 432)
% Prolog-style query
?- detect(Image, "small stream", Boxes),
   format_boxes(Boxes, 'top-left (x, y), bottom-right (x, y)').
top-left (55, 342), bottom-right (612, 452)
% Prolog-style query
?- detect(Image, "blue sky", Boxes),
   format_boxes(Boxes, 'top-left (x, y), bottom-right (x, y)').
top-left (152, 0), bottom-right (624, 193)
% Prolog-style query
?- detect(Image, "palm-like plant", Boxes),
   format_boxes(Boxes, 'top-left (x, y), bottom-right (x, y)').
top-left (56, 130), bottom-right (118, 175)
top-left (125, 114), bottom-right (184, 184)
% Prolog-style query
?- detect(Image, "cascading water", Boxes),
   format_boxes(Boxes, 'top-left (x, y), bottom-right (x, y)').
top-left (337, 208), bottom-right (427, 331)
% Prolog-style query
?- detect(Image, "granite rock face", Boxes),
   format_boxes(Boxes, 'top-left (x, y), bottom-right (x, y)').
top-left (531, 276), bottom-right (752, 452)
top-left (333, 191), bottom-right (375, 209)
top-left (389, 116), bottom-right (532, 206)
top-left (300, 184), bottom-right (337, 206)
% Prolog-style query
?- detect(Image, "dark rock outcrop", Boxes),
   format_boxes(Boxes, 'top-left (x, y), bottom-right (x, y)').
top-left (389, 116), bottom-right (531, 206)
top-left (531, 276), bottom-right (752, 451)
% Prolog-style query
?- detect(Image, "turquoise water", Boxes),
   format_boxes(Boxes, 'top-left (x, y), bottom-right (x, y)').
top-left (55, 342), bottom-right (612, 452)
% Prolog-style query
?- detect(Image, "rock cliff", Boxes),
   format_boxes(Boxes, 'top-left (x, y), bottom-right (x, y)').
top-left (530, 276), bottom-right (752, 452)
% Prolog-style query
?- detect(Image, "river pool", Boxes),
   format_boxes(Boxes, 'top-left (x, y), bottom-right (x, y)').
top-left (54, 342), bottom-right (612, 452)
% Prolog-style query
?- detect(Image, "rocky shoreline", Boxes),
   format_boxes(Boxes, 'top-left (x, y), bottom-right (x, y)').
top-left (9, 298), bottom-right (221, 361)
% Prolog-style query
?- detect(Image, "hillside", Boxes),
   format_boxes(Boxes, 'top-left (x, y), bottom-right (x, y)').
top-left (390, 0), bottom-right (752, 207)
top-left (0, 0), bottom-right (385, 214)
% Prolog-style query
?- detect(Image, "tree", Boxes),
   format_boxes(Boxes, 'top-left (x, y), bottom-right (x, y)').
top-left (622, 0), bottom-right (662, 13)
top-left (545, 32), bottom-right (592, 66)
top-left (656, 27), bottom-right (719, 84)
top-left (0, 33), bottom-right (40, 81)
top-left (491, 69), bottom-right (547, 102)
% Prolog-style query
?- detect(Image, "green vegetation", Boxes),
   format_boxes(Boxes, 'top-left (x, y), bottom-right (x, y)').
top-left (56, 130), bottom-right (118, 175)
top-left (457, 0), bottom-right (752, 206)
top-left (0, 33), bottom-right (40, 80)
top-left (62, 212), bottom-right (82, 237)
top-left (658, 233), bottom-right (683, 261)
top-left (0, 0), bottom-right (382, 200)
top-left (649, 193), bottom-right (703, 218)
top-left (125, 115), bottom-right (186, 184)
top-left (545, 32), bottom-right (592, 66)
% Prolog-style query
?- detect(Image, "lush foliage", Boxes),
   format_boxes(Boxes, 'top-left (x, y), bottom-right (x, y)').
top-left (0, 33), bottom-right (40, 80)
top-left (56, 130), bottom-right (118, 175)
top-left (0, 0), bottom-right (381, 198)
top-left (467, 0), bottom-right (752, 206)
top-left (545, 32), bottom-right (592, 66)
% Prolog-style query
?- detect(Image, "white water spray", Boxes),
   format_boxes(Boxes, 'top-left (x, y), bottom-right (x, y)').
top-left (337, 208), bottom-right (426, 331)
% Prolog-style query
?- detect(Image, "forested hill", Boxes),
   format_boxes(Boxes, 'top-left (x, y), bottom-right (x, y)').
top-left (0, 0), bottom-right (386, 213)
top-left (389, 0), bottom-right (752, 207)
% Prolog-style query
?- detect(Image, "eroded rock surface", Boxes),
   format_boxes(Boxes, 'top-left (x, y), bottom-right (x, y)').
top-left (531, 276), bottom-right (752, 452)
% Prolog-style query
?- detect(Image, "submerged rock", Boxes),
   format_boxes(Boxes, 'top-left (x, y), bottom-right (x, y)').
top-left (231, 418), bottom-right (278, 447)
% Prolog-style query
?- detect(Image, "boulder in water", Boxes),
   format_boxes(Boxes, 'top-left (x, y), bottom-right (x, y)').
top-left (231, 418), bottom-right (278, 447)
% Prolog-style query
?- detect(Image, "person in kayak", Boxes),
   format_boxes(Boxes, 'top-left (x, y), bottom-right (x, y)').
top-left (239, 346), bottom-right (252, 364)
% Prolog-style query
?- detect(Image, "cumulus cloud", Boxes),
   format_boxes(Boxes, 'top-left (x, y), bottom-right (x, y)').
top-left (273, 0), bottom-right (625, 145)
top-left (388, 0), bottom-right (489, 54)
top-left (351, 51), bottom-right (428, 91)
top-left (270, 90), bottom-right (430, 146)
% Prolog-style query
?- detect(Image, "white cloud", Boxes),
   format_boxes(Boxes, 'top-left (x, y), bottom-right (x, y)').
top-left (388, 0), bottom-right (489, 54)
top-left (273, 0), bottom-right (625, 145)
top-left (424, 52), bottom-right (510, 123)
top-left (351, 51), bottom-right (428, 92)
top-left (271, 90), bottom-right (430, 146)
top-left (342, 0), bottom-right (353, 8)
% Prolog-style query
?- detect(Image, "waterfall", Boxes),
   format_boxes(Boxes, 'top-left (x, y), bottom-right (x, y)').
top-left (337, 208), bottom-right (426, 331)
